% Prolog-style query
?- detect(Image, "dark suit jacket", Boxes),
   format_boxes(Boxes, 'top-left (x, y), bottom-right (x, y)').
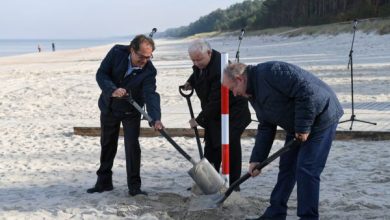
top-left (96, 45), bottom-right (161, 121)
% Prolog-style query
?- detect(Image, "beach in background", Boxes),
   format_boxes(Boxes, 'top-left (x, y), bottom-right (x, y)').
top-left (0, 33), bottom-right (389, 219)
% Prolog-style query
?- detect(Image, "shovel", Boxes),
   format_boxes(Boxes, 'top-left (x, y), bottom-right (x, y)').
top-left (179, 85), bottom-right (203, 159)
top-left (189, 139), bottom-right (298, 210)
top-left (124, 94), bottom-right (225, 195)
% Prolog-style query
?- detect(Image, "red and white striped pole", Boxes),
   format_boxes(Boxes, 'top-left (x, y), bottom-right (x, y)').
top-left (221, 53), bottom-right (229, 187)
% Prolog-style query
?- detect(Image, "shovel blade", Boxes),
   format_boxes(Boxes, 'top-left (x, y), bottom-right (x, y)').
top-left (188, 158), bottom-right (225, 195)
top-left (188, 193), bottom-right (225, 211)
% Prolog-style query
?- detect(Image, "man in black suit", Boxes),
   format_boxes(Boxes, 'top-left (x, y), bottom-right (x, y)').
top-left (87, 35), bottom-right (163, 196)
top-left (183, 39), bottom-right (251, 188)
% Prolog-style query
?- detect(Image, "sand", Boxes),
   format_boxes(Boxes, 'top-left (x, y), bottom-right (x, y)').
top-left (0, 33), bottom-right (389, 219)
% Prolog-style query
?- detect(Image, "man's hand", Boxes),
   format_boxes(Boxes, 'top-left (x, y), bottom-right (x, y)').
top-left (183, 82), bottom-right (192, 91)
top-left (249, 162), bottom-right (261, 177)
top-left (189, 118), bottom-right (198, 128)
top-left (112, 88), bottom-right (128, 97)
top-left (153, 120), bottom-right (164, 131)
top-left (295, 132), bottom-right (309, 142)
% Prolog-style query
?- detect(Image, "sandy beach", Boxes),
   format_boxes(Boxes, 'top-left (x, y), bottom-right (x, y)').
top-left (0, 33), bottom-right (389, 219)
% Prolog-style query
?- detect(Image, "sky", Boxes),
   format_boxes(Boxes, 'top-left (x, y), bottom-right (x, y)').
top-left (0, 0), bottom-right (245, 39)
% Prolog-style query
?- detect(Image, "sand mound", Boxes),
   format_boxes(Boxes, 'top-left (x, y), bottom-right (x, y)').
top-left (116, 192), bottom-right (265, 220)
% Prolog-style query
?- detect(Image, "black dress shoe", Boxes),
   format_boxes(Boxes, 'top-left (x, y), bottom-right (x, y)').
top-left (86, 184), bottom-right (113, 193)
top-left (128, 188), bottom-right (148, 196)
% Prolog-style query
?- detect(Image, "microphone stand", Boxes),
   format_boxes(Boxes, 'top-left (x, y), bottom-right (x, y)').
top-left (339, 20), bottom-right (376, 130)
top-left (149, 28), bottom-right (157, 38)
top-left (140, 28), bottom-right (157, 121)
top-left (235, 29), bottom-right (245, 63)
top-left (235, 29), bottom-right (258, 123)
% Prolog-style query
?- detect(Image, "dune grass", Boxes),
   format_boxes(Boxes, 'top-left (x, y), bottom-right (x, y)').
top-left (187, 17), bottom-right (390, 39)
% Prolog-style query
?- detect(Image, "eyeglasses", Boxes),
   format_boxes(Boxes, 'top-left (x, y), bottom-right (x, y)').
top-left (134, 50), bottom-right (153, 60)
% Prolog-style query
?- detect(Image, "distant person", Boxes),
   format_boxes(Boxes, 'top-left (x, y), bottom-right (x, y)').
top-left (87, 34), bottom-right (164, 196)
top-left (222, 62), bottom-right (344, 220)
top-left (182, 39), bottom-right (251, 188)
top-left (52, 42), bottom-right (55, 52)
top-left (37, 44), bottom-right (41, 53)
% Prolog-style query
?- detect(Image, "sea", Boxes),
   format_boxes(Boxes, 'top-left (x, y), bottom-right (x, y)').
top-left (0, 37), bottom-right (130, 57)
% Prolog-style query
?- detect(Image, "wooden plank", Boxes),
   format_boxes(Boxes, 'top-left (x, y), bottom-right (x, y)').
top-left (73, 127), bottom-right (390, 141)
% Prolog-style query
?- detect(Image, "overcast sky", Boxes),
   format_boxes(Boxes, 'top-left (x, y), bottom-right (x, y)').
top-left (0, 0), bottom-right (245, 39)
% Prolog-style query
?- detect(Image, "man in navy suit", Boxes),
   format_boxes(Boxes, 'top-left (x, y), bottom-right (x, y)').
top-left (87, 35), bottom-right (163, 196)
top-left (223, 62), bottom-right (343, 220)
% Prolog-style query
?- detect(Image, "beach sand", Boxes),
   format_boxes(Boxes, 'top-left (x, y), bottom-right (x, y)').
top-left (0, 33), bottom-right (389, 219)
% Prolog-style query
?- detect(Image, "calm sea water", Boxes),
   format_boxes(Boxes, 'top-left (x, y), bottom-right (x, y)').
top-left (0, 38), bottom-right (130, 57)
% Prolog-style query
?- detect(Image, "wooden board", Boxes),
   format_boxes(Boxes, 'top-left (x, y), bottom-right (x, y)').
top-left (73, 127), bottom-right (390, 141)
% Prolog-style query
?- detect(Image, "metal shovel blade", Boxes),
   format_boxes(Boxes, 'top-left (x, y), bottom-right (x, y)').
top-left (188, 158), bottom-right (225, 195)
top-left (188, 193), bottom-right (225, 211)
top-left (126, 96), bottom-right (227, 195)
top-left (188, 140), bottom-right (299, 211)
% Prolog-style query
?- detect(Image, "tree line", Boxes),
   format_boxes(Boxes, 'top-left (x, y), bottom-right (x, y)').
top-left (164, 0), bottom-right (390, 37)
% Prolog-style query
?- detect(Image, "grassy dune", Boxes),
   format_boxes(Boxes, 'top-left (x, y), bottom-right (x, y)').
top-left (187, 17), bottom-right (390, 38)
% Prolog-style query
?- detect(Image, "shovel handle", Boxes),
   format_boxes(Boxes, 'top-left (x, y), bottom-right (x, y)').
top-left (127, 96), bottom-right (196, 165)
top-left (179, 86), bottom-right (204, 159)
top-left (192, 127), bottom-right (204, 159)
top-left (253, 139), bottom-right (297, 171)
top-left (179, 85), bottom-right (194, 98)
top-left (158, 129), bottom-right (195, 164)
top-left (218, 139), bottom-right (298, 204)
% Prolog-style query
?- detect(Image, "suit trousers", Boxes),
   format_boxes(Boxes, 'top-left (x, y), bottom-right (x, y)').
top-left (97, 112), bottom-right (142, 190)
top-left (262, 123), bottom-right (338, 220)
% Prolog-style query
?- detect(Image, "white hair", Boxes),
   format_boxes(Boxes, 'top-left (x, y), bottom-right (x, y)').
top-left (188, 38), bottom-right (211, 54)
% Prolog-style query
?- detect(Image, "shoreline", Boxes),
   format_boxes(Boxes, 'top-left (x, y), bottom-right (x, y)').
top-left (2, 23), bottom-right (390, 59)
top-left (0, 38), bottom-right (128, 58)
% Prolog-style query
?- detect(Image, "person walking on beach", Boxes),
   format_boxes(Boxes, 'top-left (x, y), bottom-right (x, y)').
top-left (37, 44), bottom-right (41, 52)
top-left (222, 62), bottom-right (343, 220)
top-left (182, 39), bottom-right (251, 189)
top-left (51, 42), bottom-right (55, 52)
top-left (87, 34), bottom-right (164, 196)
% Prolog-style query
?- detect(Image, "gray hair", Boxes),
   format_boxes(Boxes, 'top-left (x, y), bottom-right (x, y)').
top-left (224, 63), bottom-right (247, 80)
top-left (188, 39), bottom-right (211, 54)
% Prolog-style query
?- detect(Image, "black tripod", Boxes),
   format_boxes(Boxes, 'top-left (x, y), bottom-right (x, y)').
top-left (339, 20), bottom-right (376, 130)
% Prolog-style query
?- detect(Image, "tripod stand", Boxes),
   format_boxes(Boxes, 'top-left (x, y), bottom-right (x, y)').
top-left (339, 20), bottom-right (376, 130)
